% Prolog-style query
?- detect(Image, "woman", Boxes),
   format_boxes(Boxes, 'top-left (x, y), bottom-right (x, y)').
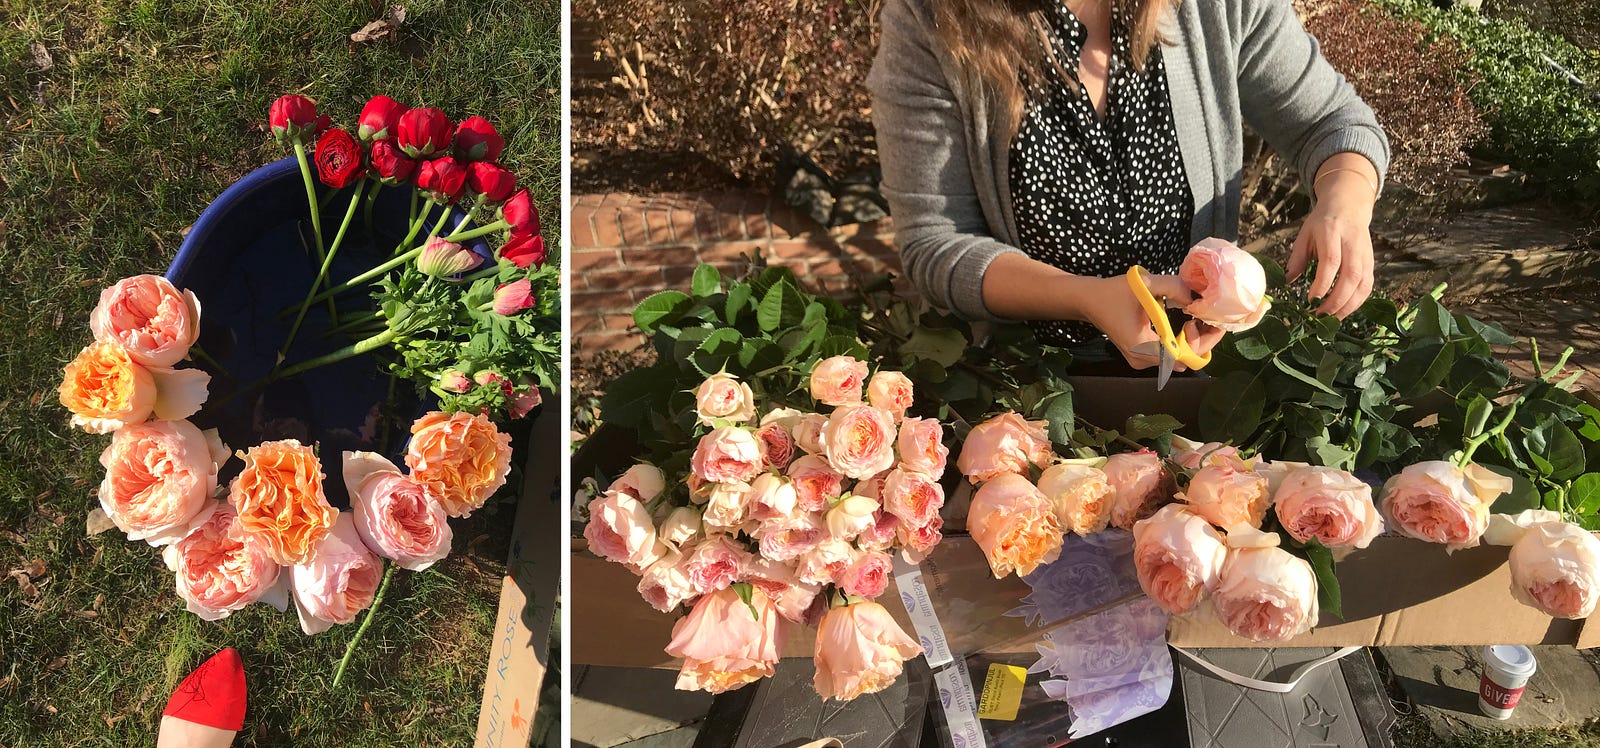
top-left (868, 0), bottom-right (1388, 370)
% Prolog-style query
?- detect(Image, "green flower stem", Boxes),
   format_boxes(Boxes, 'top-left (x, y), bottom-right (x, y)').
top-left (323, 310), bottom-right (384, 337)
top-left (1459, 401), bottom-right (1520, 467)
top-left (273, 326), bottom-right (400, 381)
top-left (292, 140), bottom-right (327, 269)
top-left (363, 180), bottom-right (382, 234)
top-left (452, 196), bottom-right (486, 235)
top-left (391, 198), bottom-right (439, 257)
top-left (424, 207), bottom-right (453, 244)
top-left (187, 344), bottom-right (228, 380)
top-left (276, 180), bottom-right (369, 373)
top-left (289, 219), bottom-right (511, 314)
top-left (442, 219), bottom-right (509, 244)
top-left (331, 563), bottom-right (396, 689)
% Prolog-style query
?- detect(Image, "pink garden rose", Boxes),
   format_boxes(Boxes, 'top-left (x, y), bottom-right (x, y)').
top-left (743, 559), bottom-right (823, 625)
top-left (666, 586), bottom-right (782, 694)
top-left (968, 473), bottom-right (1064, 578)
top-left (703, 480), bottom-right (753, 531)
top-left (1380, 461), bottom-right (1509, 551)
top-left (1179, 238), bottom-right (1270, 332)
top-left (1169, 437), bottom-right (1255, 471)
top-left (1508, 521), bottom-right (1600, 619)
top-left (289, 514), bottom-right (383, 635)
top-left (797, 538), bottom-right (855, 586)
top-left (1132, 504), bottom-right (1227, 614)
top-left (1211, 546), bottom-right (1319, 642)
top-left (755, 511), bottom-right (827, 562)
top-left (746, 472), bottom-right (799, 523)
top-left (684, 534), bottom-right (751, 595)
top-left (694, 372), bottom-right (757, 425)
top-left (755, 422), bottom-right (797, 471)
top-left (343, 452), bottom-right (452, 571)
top-left (897, 515), bottom-right (944, 561)
top-left (90, 274), bottom-right (202, 368)
top-left (787, 454), bottom-right (845, 512)
top-left (1037, 462), bottom-right (1113, 535)
top-left (839, 549), bottom-right (894, 599)
top-left (584, 489), bottom-right (665, 569)
top-left (896, 417), bottom-right (949, 476)
top-left (1178, 463), bottom-right (1270, 530)
top-left (690, 427), bottom-right (764, 484)
top-left (1273, 466), bottom-right (1383, 549)
top-left (810, 355), bottom-right (869, 406)
top-left (856, 510), bottom-right (901, 553)
top-left (793, 413), bottom-right (828, 455)
top-left (612, 463), bottom-right (666, 502)
top-left (638, 549), bottom-right (698, 614)
top-left (813, 601), bottom-right (923, 701)
top-left (881, 468), bottom-right (945, 527)
top-left (98, 419), bottom-right (227, 546)
top-left (1105, 451), bottom-right (1170, 529)
top-left (866, 370), bottom-right (915, 419)
top-left (163, 503), bottom-right (285, 621)
top-left (956, 412), bottom-right (1053, 484)
top-left (821, 405), bottom-right (898, 480)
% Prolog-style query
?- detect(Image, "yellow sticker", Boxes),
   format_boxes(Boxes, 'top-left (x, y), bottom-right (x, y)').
top-left (976, 663), bottom-right (1027, 721)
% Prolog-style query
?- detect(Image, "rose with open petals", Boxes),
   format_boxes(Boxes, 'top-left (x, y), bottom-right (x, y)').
top-left (344, 452), bottom-right (452, 571)
top-left (755, 422), bottom-right (796, 471)
top-left (956, 412), bottom-right (1053, 484)
top-left (1380, 461), bottom-right (1508, 551)
top-left (742, 558), bottom-right (823, 624)
top-left (755, 512), bottom-right (826, 562)
top-left (896, 417), bottom-right (949, 476)
top-left (840, 549), bottom-right (894, 599)
top-left (1178, 464), bottom-right (1270, 530)
top-left (1273, 466), bottom-right (1382, 549)
top-left (1508, 522), bottom-right (1600, 619)
top-left (746, 472), bottom-right (799, 524)
top-left (787, 455), bottom-right (845, 512)
top-left (1037, 462), bottom-right (1114, 535)
top-left (691, 427), bottom-right (764, 485)
top-left (163, 503), bottom-right (285, 621)
top-left (813, 601), bottom-right (923, 701)
top-left (612, 463), bottom-right (666, 502)
top-left (694, 372), bottom-right (757, 425)
top-left (881, 468), bottom-right (944, 527)
top-left (1211, 546), bottom-right (1319, 642)
top-left (99, 419), bottom-right (227, 546)
top-left (59, 341), bottom-right (209, 434)
top-left (897, 516), bottom-right (944, 561)
top-left (810, 355), bottom-right (868, 406)
top-left (229, 439), bottom-right (337, 566)
top-left (1132, 504), bottom-right (1227, 614)
top-left (1179, 238), bottom-right (1270, 332)
top-left (638, 549), bottom-right (698, 614)
top-left (821, 406), bottom-right (897, 480)
top-left (685, 535), bottom-right (751, 595)
top-left (1105, 451), bottom-right (1170, 529)
top-left (405, 410), bottom-right (513, 518)
top-left (797, 538), bottom-right (855, 586)
top-left (90, 275), bottom-right (201, 368)
top-left (666, 586), bottom-right (781, 694)
top-left (866, 371), bottom-right (915, 419)
top-left (968, 473), bottom-right (1064, 578)
top-left (584, 490), bottom-right (664, 570)
top-left (703, 480), bottom-right (753, 531)
top-left (857, 510), bottom-right (901, 553)
top-left (289, 514), bottom-right (382, 635)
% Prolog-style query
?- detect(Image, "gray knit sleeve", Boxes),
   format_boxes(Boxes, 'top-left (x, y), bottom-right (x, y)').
top-left (1235, 0), bottom-right (1392, 191)
top-left (866, 0), bottom-right (1023, 321)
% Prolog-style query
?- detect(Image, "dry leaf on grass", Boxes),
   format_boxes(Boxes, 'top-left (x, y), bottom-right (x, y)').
top-left (29, 43), bottom-right (52, 71)
top-left (23, 558), bottom-right (45, 578)
top-left (352, 6), bottom-right (407, 43)
top-left (85, 508), bottom-right (117, 537)
top-left (7, 571), bottom-right (36, 597)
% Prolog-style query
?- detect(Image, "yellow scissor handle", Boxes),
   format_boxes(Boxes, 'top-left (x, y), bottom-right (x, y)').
top-left (1126, 266), bottom-right (1212, 370)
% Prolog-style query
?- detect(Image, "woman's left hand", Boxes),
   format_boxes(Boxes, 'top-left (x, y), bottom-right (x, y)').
top-left (1286, 158), bottom-right (1380, 319)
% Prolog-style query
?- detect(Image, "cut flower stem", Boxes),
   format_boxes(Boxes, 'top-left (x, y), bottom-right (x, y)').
top-left (332, 563), bottom-right (397, 689)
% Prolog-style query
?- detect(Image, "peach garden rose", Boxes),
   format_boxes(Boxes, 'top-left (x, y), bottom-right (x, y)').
top-left (968, 472), bottom-right (1064, 578)
top-left (1179, 238), bottom-right (1270, 332)
top-left (813, 601), bottom-right (923, 701)
top-left (1178, 463), bottom-right (1270, 530)
top-left (956, 412), bottom-right (1053, 484)
top-left (694, 372), bottom-right (757, 425)
top-left (1211, 546), bottom-right (1319, 642)
top-left (1104, 450), bottom-right (1170, 529)
top-left (1380, 461), bottom-right (1508, 551)
top-left (895, 416), bottom-right (949, 476)
top-left (690, 426), bottom-right (765, 484)
top-left (584, 489), bottom-right (665, 570)
top-left (866, 370), bottom-right (915, 419)
top-left (89, 274), bottom-right (202, 368)
top-left (59, 340), bottom-right (210, 434)
top-left (163, 502), bottom-right (285, 621)
top-left (787, 454), bottom-right (846, 512)
top-left (289, 514), bottom-right (383, 635)
top-left (881, 468), bottom-right (945, 527)
top-left (821, 405), bottom-right (897, 480)
top-left (1132, 504), bottom-right (1227, 614)
top-left (405, 410), bottom-right (514, 518)
top-left (1272, 466), bottom-right (1383, 549)
top-left (1508, 520), bottom-right (1600, 619)
top-left (665, 586), bottom-right (782, 694)
top-left (229, 439), bottom-right (337, 566)
top-left (810, 355), bottom-right (869, 406)
top-left (98, 418), bottom-right (228, 546)
top-left (1037, 461), bottom-right (1113, 535)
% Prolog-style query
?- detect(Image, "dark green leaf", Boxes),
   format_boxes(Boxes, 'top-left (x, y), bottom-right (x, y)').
top-left (731, 582), bottom-right (759, 619)
top-left (724, 283), bottom-right (753, 325)
top-left (898, 326), bottom-right (967, 368)
top-left (1464, 395), bottom-right (1494, 438)
top-left (1199, 370), bottom-right (1267, 445)
top-left (818, 335), bottom-right (869, 361)
top-left (1042, 394), bottom-right (1076, 446)
top-left (599, 367), bottom-right (670, 428)
top-left (1124, 414), bottom-right (1184, 442)
top-left (738, 338), bottom-right (785, 373)
top-left (1233, 336), bottom-right (1274, 361)
top-left (691, 328), bottom-right (744, 375)
top-left (1547, 423), bottom-right (1586, 481)
top-left (1272, 357), bottom-right (1341, 396)
top-left (1391, 340), bottom-right (1457, 397)
top-left (1457, 314), bottom-right (1517, 346)
top-left (1487, 464), bottom-right (1541, 515)
top-left (1304, 540), bottom-right (1342, 620)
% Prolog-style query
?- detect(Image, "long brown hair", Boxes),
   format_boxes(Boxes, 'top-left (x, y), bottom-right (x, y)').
top-left (930, 0), bottom-right (1177, 142)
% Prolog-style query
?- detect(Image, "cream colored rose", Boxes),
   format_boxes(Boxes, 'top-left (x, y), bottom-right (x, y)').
top-left (638, 549), bottom-right (698, 613)
top-left (1037, 462), bottom-right (1113, 535)
top-left (613, 463), bottom-right (667, 502)
top-left (1272, 466), bottom-right (1382, 549)
top-left (826, 494), bottom-right (881, 541)
top-left (1178, 464), bottom-right (1270, 529)
top-left (968, 473), bottom-right (1064, 578)
top-left (1211, 546), bottom-right (1319, 642)
top-left (659, 506), bottom-right (704, 548)
top-left (1179, 238), bottom-right (1270, 332)
top-left (1133, 504), bottom-right (1227, 614)
top-left (1509, 521), bottom-right (1600, 619)
top-left (703, 480), bottom-right (753, 531)
top-left (956, 412), bottom-right (1053, 484)
top-left (746, 472), bottom-right (799, 523)
top-left (810, 355), bottom-right (869, 406)
top-left (1380, 461), bottom-right (1507, 551)
top-left (694, 372), bottom-right (757, 425)
top-left (793, 413), bottom-right (828, 456)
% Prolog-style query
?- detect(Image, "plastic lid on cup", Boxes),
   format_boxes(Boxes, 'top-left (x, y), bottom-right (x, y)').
top-left (1483, 645), bottom-right (1538, 678)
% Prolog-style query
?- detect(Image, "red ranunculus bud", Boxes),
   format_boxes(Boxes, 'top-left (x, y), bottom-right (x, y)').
top-left (467, 162), bottom-right (517, 202)
top-left (396, 107), bottom-right (453, 159)
top-left (500, 189), bottom-right (539, 237)
top-left (269, 94), bottom-right (319, 144)
top-left (313, 128), bottom-right (365, 189)
top-left (367, 141), bottom-right (417, 184)
top-left (492, 278), bottom-right (535, 316)
top-left (415, 156), bottom-right (469, 204)
top-left (357, 95), bottom-right (408, 142)
top-left (498, 234), bottom-right (546, 269)
top-left (454, 116), bottom-right (504, 162)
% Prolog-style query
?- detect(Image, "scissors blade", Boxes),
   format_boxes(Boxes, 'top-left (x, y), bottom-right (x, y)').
top-left (1156, 348), bottom-right (1175, 391)
top-left (1129, 341), bottom-right (1163, 358)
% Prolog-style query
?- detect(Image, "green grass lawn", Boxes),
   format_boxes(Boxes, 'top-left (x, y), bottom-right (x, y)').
top-left (0, 0), bottom-right (560, 745)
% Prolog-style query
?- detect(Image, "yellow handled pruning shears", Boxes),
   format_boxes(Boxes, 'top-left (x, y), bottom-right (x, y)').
top-left (1125, 266), bottom-right (1211, 390)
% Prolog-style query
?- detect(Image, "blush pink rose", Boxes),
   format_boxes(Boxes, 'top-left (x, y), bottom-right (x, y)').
top-left (343, 451), bottom-right (452, 571)
top-left (703, 480), bottom-right (753, 531)
top-left (956, 412), bottom-right (1054, 483)
top-left (793, 413), bottom-right (828, 455)
top-left (98, 419), bottom-right (227, 546)
top-left (787, 454), bottom-right (845, 512)
top-left (755, 511), bottom-right (827, 562)
top-left (612, 463), bottom-right (666, 502)
top-left (746, 472), bottom-right (799, 523)
top-left (896, 417), bottom-right (949, 477)
top-left (1272, 466), bottom-right (1383, 549)
top-left (1212, 546), bottom-right (1319, 642)
top-left (1105, 451), bottom-right (1170, 529)
top-left (968, 473), bottom-right (1064, 578)
top-left (289, 514), bottom-right (383, 635)
top-left (584, 490), bottom-right (665, 569)
top-left (881, 468), bottom-right (945, 527)
top-left (1037, 462), bottom-right (1114, 536)
top-left (810, 355), bottom-right (869, 406)
top-left (691, 427), bottom-right (764, 484)
top-left (1179, 238), bottom-right (1270, 332)
top-left (685, 534), bottom-right (751, 595)
top-left (1508, 521), bottom-right (1600, 619)
top-left (822, 405), bottom-right (898, 480)
top-left (1178, 464), bottom-right (1270, 530)
top-left (1132, 504), bottom-right (1227, 614)
top-left (755, 422), bottom-right (797, 471)
top-left (163, 503), bottom-right (285, 621)
top-left (897, 515), bottom-right (944, 562)
top-left (90, 274), bottom-right (202, 368)
top-left (840, 549), bottom-right (894, 599)
top-left (1380, 461), bottom-right (1508, 551)
top-left (694, 372), bottom-right (757, 425)
top-left (866, 370), bottom-right (915, 419)
top-left (741, 556), bottom-right (822, 624)
top-left (813, 601), bottom-right (923, 701)
top-left (638, 549), bottom-right (698, 613)
top-left (1170, 437), bottom-right (1255, 471)
top-left (797, 538), bottom-right (855, 586)
top-left (666, 586), bottom-right (782, 694)
top-left (857, 510), bottom-right (902, 553)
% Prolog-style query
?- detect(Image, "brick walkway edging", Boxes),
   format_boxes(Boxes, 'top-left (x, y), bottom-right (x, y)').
top-left (570, 192), bottom-right (903, 355)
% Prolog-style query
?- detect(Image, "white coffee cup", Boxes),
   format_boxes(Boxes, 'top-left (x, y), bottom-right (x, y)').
top-left (1478, 645), bottom-right (1537, 720)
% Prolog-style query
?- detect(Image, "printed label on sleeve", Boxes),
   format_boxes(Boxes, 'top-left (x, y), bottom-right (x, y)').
top-left (976, 663), bottom-right (1027, 722)
top-left (893, 557), bottom-right (954, 668)
top-left (934, 659), bottom-right (988, 748)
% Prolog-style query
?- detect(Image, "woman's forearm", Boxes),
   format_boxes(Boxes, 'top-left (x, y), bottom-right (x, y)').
top-left (980, 252), bottom-right (1101, 321)
top-left (1312, 152), bottom-right (1379, 219)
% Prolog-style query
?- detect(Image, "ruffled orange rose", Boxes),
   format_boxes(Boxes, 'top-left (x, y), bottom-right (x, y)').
top-left (405, 410), bottom-right (514, 517)
top-left (968, 473), bottom-right (1064, 578)
top-left (228, 439), bottom-right (337, 565)
top-left (59, 341), bottom-right (209, 434)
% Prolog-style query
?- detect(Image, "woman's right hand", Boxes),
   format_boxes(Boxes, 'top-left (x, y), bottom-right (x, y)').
top-left (1078, 274), bottom-right (1222, 370)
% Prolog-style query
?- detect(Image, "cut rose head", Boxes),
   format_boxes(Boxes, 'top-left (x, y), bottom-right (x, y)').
top-left (163, 503), bottom-right (285, 621)
top-left (343, 451), bottom-right (452, 572)
top-left (1104, 450), bottom-right (1169, 529)
top-left (665, 585), bottom-right (781, 694)
top-left (229, 439), bottom-right (337, 566)
top-left (1133, 504), bottom-right (1228, 614)
top-left (90, 275), bottom-right (201, 368)
top-left (98, 419), bottom-right (226, 546)
top-left (968, 472), bottom-right (1064, 578)
top-left (1177, 463), bottom-right (1270, 530)
top-left (1211, 545), bottom-right (1318, 642)
top-left (1380, 461), bottom-right (1507, 551)
top-left (1272, 465), bottom-right (1383, 549)
top-left (956, 411), bottom-right (1053, 484)
top-left (1508, 521), bottom-right (1600, 619)
top-left (268, 94), bottom-right (325, 143)
top-left (404, 410), bottom-right (513, 518)
top-left (289, 514), bottom-right (382, 635)
top-left (1037, 462), bottom-right (1114, 536)
top-left (810, 355), bottom-right (869, 407)
top-left (1179, 238), bottom-right (1270, 332)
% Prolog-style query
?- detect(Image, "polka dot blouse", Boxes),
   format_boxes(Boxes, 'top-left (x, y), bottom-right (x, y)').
top-left (1009, 3), bottom-right (1194, 347)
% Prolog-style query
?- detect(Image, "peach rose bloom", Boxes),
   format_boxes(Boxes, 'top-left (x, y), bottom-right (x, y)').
top-left (1132, 505), bottom-right (1227, 614)
top-left (59, 341), bottom-right (210, 434)
top-left (956, 412), bottom-right (1053, 484)
top-left (896, 417), bottom-right (949, 477)
top-left (881, 468), bottom-right (945, 527)
top-left (810, 355), bottom-right (869, 407)
top-left (694, 372), bottom-right (757, 425)
top-left (584, 489), bottom-right (665, 569)
top-left (229, 439), bottom-right (337, 566)
top-left (1273, 466), bottom-right (1383, 549)
top-left (1380, 461), bottom-right (1508, 551)
top-left (857, 510), bottom-right (901, 553)
top-left (825, 494), bottom-right (881, 541)
top-left (1170, 437), bottom-right (1255, 471)
top-left (1179, 238), bottom-right (1270, 332)
top-left (666, 586), bottom-right (782, 694)
top-left (1105, 451), bottom-right (1170, 529)
top-left (813, 601), bottom-right (923, 701)
top-left (853, 471), bottom-right (889, 501)
top-left (743, 558), bottom-right (823, 624)
top-left (1212, 546), bottom-right (1319, 642)
top-left (793, 413), bottom-right (828, 455)
top-left (787, 454), bottom-right (845, 512)
top-left (866, 371), bottom-right (915, 419)
top-left (99, 419), bottom-right (227, 546)
top-left (840, 549), bottom-right (894, 599)
top-left (691, 426), bottom-right (764, 485)
top-left (612, 463), bottom-right (666, 502)
top-left (822, 405), bottom-right (898, 480)
top-left (1178, 464), bottom-right (1270, 530)
top-left (405, 410), bottom-right (514, 518)
top-left (968, 473), bottom-right (1064, 578)
top-left (703, 480), bottom-right (753, 531)
top-left (638, 549), bottom-right (698, 613)
top-left (746, 472), bottom-right (799, 523)
top-left (897, 515), bottom-right (944, 561)
top-left (343, 451), bottom-right (452, 571)
top-left (163, 502), bottom-right (285, 621)
top-left (685, 534), bottom-right (751, 594)
top-left (90, 275), bottom-right (202, 368)
top-left (797, 538), bottom-right (856, 586)
top-left (1037, 462), bottom-right (1114, 536)
top-left (290, 514), bottom-right (382, 635)
top-left (755, 422), bottom-right (796, 471)
top-left (755, 511), bottom-right (826, 562)
top-left (659, 506), bottom-right (704, 548)
top-left (1509, 521), bottom-right (1600, 619)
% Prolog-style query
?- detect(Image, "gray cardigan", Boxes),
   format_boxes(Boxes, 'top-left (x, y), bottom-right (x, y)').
top-left (867, 0), bottom-right (1391, 320)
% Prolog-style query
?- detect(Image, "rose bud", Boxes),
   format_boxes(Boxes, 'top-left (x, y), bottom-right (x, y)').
top-left (367, 140), bottom-right (417, 185)
top-left (956, 411), bottom-right (1053, 484)
top-left (492, 278), bottom-right (536, 316)
top-left (969, 472), bottom-right (1064, 578)
top-left (510, 382), bottom-right (543, 419)
top-left (810, 355), bottom-right (869, 406)
top-left (1380, 461), bottom-right (1507, 551)
top-left (866, 370), bottom-right (915, 420)
top-left (1179, 238), bottom-right (1271, 332)
top-left (1132, 504), bottom-right (1227, 614)
top-left (357, 94), bottom-right (408, 141)
top-left (1211, 546), bottom-right (1318, 642)
top-left (498, 234), bottom-right (546, 269)
top-left (312, 128), bottom-right (364, 189)
top-left (467, 161), bottom-right (517, 202)
top-left (659, 506), bottom-right (704, 548)
top-left (454, 116), bottom-right (505, 162)
top-left (665, 585), bottom-right (782, 694)
top-left (813, 600), bottom-right (923, 701)
top-left (500, 188), bottom-right (540, 237)
top-left (474, 369), bottom-right (514, 397)
top-left (695, 372), bottom-right (757, 425)
top-left (416, 236), bottom-right (482, 278)
top-left (415, 156), bottom-right (469, 204)
top-left (438, 369), bottom-right (472, 394)
top-left (1272, 466), bottom-right (1383, 549)
top-left (396, 106), bottom-right (453, 158)
top-left (268, 94), bottom-right (319, 143)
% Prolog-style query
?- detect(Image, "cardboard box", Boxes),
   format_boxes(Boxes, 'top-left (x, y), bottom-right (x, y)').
top-left (474, 403), bottom-right (563, 747)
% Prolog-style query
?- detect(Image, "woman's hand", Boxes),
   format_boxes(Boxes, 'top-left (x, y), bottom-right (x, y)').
top-left (1288, 155), bottom-right (1380, 319)
top-left (1080, 275), bottom-right (1224, 371)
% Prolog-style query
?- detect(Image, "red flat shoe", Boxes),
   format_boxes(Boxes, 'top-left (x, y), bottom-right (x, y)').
top-left (162, 648), bottom-right (247, 731)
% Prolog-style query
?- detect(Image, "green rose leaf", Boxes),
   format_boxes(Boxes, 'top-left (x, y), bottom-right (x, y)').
top-left (1199, 370), bottom-right (1267, 445)
top-left (691, 263), bottom-right (723, 297)
top-left (899, 326), bottom-right (967, 368)
top-left (1573, 474), bottom-right (1600, 516)
top-left (633, 290), bottom-right (692, 334)
top-left (1304, 539), bottom-right (1342, 621)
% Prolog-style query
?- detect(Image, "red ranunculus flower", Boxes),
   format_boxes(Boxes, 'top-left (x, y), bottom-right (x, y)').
top-left (358, 95), bottom-right (408, 142)
top-left (314, 129), bottom-right (365, 189)
top-left (454, 116), bottom-right (504, 162)
top-left (500, 189), bottom-right (539, 238)
top-left (492, 278), bottom-right (535, 316)
top-left (467, 162), bottom-right (517, 202)
top-left (498, 234), bottom-right (546, 269)
top-left (368, 141), bottom-right (417, 184)
top-left (397, 108), bottom-right (453, 159)
top-left (269, 94), bottom-right (320, 143)
top-left (416, 156), bottom-right (469, 204)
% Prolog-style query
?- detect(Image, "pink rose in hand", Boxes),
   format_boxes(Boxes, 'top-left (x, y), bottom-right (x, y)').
top-left (1178, 463), bottom-right (1270, 530)
top-left (344, 451), bottom-right (453, 571)
top-left (896, 417), bottom-right (949, 477)
top-left (691, 427), bottom-right (764, 484)
top-left (1179, 238), bottom-right (1270, 332)
top-left (1380, 461), bottom-right (1508, 551)
top-left (1211, 546), bottom-right (1319, 642)
top-left (666, 586), bottom-right (782, 694)
top-left (163, 502), bottom-right (285, 621)
top-left (822, 405), bottom-right (898, 480)
top-left (694, 372), bottom-right (757, 425)
top-left (956, 412), bottom-right (1053, 484)
top-left (98, 419), bottom-right (227, 546)
top-left (813, 601), bottom-right (923, 701)
top-left (1132, 504), bottom-right (1227, 614)
top-left (1509, 521), bottom-right (1600, 619)
top-left (1104, 450), bottom-right (1170, 529)
top-left (810, 355), bottom-right (869, 406)
top-left (290, 514), bottom-right (383, 635)
top-left (90, 275), bottom-right (202, 367)
top-left (1273, 466), bottom-right (1383, 549)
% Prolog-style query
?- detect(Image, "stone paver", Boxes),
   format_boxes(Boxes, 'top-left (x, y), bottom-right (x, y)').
top-left (571, 666), bottom-right (713, 748)
top-left (1380, 645), bottom-right (1600, 738)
